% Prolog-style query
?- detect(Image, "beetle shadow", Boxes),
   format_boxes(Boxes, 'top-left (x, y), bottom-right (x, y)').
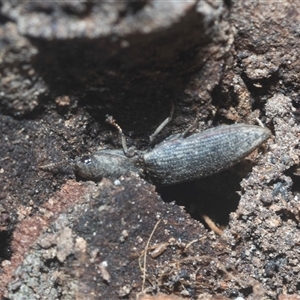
top-left (157, 168), bottom-right (244, 228)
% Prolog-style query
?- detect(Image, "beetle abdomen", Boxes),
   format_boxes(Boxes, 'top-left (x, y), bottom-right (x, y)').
top-left (143, 124), bottom-right (271, 185)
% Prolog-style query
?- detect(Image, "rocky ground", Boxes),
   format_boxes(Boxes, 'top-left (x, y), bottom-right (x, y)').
top-left (0, 1), bottom-right (300, 299)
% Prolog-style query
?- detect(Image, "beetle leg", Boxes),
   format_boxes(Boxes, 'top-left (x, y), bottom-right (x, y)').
top-left (181, 112), bottom-right (200, 138)
top-left (149, 102), bottom-right (174, 143)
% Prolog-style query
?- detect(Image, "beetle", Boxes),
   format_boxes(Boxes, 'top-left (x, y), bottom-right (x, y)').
top-left (74, 115), bottom-right (271, 185)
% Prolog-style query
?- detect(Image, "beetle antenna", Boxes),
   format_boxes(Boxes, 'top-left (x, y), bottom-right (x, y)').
top-left (105, 115), bottom-right (137, 157)
top-left (39, 159), bottom-right (75, 173)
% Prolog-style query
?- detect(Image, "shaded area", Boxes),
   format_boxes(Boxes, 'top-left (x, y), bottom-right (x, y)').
top-left (157, 170), bottom-right (241, 227)
top-left (0, 231), bottom-right (12, 261)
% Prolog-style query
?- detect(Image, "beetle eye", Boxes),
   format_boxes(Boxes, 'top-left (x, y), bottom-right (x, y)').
top-left (81, 155), bottom-right (92, 165)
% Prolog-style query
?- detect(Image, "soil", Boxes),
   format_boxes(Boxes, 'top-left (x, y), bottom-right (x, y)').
top-left (0, 1), bottom-right (300, 299)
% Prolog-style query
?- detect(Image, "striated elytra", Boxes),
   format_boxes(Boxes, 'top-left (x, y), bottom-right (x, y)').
top-left (143, 124), bottom-right (270, 185)
top-left (75, 124), bottom-right (271, 185)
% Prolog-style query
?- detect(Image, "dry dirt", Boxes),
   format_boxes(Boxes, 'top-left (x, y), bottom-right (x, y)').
top-left (0, 1), bottom-right (300, 299)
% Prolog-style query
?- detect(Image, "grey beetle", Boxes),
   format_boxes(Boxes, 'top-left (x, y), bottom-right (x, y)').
top-left (74, 115), bottom-right (271, 185)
